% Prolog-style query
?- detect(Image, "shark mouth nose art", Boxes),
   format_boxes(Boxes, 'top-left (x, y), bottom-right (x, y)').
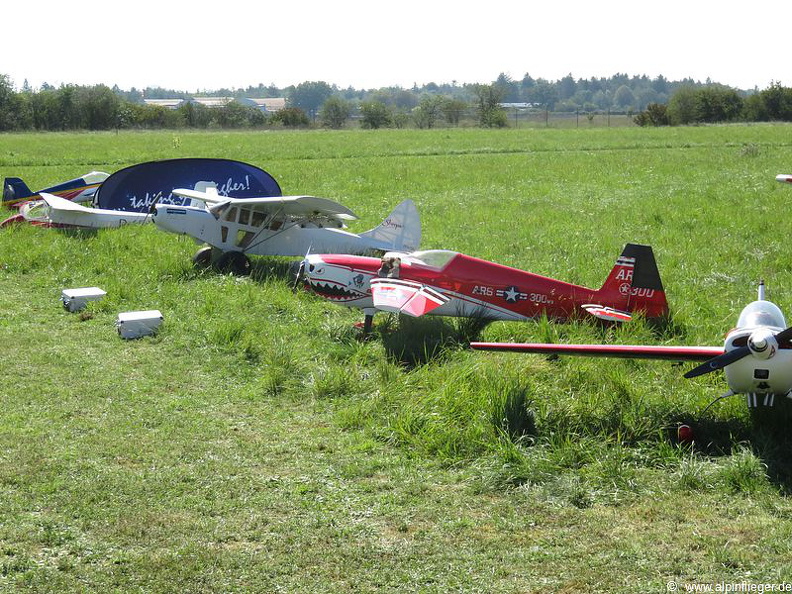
top-left (307, 279), bottom-right (367, 301)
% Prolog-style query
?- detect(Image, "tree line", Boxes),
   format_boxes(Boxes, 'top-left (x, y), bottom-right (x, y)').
top-left (1, 73), bottom-right (791, 132)
top-left (633, 82), bottom-right (792, 126)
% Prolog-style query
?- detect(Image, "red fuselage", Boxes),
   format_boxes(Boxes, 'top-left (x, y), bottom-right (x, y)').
top-left (303, 249), bottom-right (668, 322)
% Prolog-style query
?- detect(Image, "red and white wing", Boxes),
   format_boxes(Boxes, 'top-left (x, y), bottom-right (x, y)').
top-left (470, 342), bottom-right (724, 361)
top-left (370, 278), bottom-right (449, 317)
top-left (776, 174), bottom-right (792, 184)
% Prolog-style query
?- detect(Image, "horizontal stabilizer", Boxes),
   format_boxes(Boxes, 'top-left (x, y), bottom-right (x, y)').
top-left (581, 304), bottom-right (632, 322)
top-left (173, 186), bottom-right (222, 204)
top-left (370, 278), bottom-right (449, 317)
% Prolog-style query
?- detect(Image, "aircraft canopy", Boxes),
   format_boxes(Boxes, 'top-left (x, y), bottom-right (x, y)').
top-left (737, 300), bottom-right (787, 330)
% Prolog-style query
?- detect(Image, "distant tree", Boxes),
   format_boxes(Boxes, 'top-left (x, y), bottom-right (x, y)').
top-left (81, 84), bottom-right (120, 130)
top-left (0, 74), bottom-right (17, 130)
top-left (741, 93), bottom-right (767, 122)
top-left (288, 81), bottom-right (334, 116)
top-left (495, 73), bottom-right (519, 102)
top-left (392, 111), bottom-right (409, 129)
top-left (412, 95), bottom-right (443, 129)
top-left (519, 73), bottom-right (535, 102)
top-left (652, 75), bottom-right (669, 95)
top-left (633, 103), bottom-right (669, 126)
top-left (666, 86), bottom-right (698, 125)
top-left (319, 96), bottom-right (350, 129)
top-left (58, 85), bottom-right (84, 129)
top-left (215, 102), bottom-right (260, 128)
top-left (756, 81), bottom-right (792, 121)
top-left (471, 83), bottom-right (507, 127)
top-left (368, 88), bottom-right (417, 110)
top-left (177, 102), bottom-right (214, 128)
top-left (359, 100), bottom-right (391, 129)
top-left (527, 80), bottom-right (558, 109)
top-left (441, 97), bottom-right (467, 125)
top-left (613, 85), bottom-right (636, 109)
top-left (271, 107), bottom-right (310, 127)
top-left (693, 86), bottom-right (743, 123)
top-left (393, 89), bottom-right (418, 110)
top-left (558, 73), bottom-right (576, 100)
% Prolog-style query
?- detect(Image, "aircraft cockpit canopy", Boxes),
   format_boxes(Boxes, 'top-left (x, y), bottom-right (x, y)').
top-left (736, 300), bottom-right (787, 330)
top-left (409, 250), bottom-right (459, 270)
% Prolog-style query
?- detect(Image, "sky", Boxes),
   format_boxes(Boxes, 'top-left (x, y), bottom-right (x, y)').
top-left (4, 0), bottom-right (788, 93)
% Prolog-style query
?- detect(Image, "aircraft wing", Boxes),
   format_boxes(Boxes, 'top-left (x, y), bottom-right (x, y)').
top-left (40, 192), bottom-right (96, 213)
top-left (370, 278), bottom-right (450, 317)
top-left (777, 174), bottom-right (792, 184)
top-left (469, 342), bottom-right (724, 361)
top-left (172, 189), bottom-right (358, 221)
top-left (37, 193), bottom-right (150, 228)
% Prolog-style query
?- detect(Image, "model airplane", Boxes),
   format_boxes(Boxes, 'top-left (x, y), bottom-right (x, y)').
top-left (151, 185), bottom-right (421, 273)
top-left (1, 171), bottom-right (110, 228)
top-left (471, 281), bottom-right (792, 409)
top-left (300, 243), bottom-right (669, 332)
top-left (777, 174), bottom-right (792, 184)
top-left (20, 193), bottom-right (151, 229)
top-left (2, 171), bottom-right (108, 208)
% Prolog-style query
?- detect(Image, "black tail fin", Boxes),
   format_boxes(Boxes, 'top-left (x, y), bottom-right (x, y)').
top-left (598, 243), bottom-right (668, 319)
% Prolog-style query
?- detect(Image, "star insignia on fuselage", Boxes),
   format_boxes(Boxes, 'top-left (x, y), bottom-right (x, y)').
top-left (493, 285), bottom-right (524, 304)
top-left (504, 286), bottom-right (520, 302)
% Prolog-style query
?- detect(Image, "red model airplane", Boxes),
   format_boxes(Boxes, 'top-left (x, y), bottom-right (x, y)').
top-left (300, 243), bottom-right (669, 332)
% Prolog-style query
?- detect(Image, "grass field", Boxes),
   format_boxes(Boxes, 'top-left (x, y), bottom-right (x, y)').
top-left (2, 126), bottom-right (792, 592)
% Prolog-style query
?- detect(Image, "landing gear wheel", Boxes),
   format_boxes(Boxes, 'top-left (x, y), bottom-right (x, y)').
top-left (216, 251), bottom-right (251, 276)
top-left (192, 246), bottom-right (213, 268)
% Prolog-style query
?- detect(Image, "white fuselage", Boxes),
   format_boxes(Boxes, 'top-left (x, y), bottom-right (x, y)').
top-left (722, 299), bottom-right (792, 397)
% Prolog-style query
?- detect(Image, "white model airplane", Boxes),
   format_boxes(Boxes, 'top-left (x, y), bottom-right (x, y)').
top-left (21, 193), bottom-right (150, 228)
top-left (472, 281), bottom-right (792, 410)
top-left (151, 185), bottom-right (421, 273)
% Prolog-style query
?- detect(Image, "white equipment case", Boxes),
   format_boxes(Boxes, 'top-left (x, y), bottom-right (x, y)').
top-left (61, 287), bottom-right (106, 312)
top-left (116, 310), bottom-right (163, 339)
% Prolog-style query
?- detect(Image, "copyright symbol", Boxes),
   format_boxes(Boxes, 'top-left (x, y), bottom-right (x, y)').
top-left (667, 581), bottom-right (678, 592)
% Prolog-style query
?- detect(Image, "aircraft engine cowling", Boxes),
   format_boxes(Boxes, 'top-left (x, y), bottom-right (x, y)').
top-left (747, 329), bottom-right (778, 360)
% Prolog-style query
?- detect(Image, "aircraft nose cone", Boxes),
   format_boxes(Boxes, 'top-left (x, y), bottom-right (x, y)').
top-left (747, 328), bottom-right (778, 360)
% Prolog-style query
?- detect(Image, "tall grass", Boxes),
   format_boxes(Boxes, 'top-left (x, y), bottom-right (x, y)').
top-left (3, 126), bottom-right (792, 589)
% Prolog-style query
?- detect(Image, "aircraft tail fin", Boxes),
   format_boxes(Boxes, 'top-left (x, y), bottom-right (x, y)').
top-left (359, 199), bottom-right (421, 252)
top-left (596, 243), bottom-right (668, 319)
top-left (3, 177), bottom-right (35, 207)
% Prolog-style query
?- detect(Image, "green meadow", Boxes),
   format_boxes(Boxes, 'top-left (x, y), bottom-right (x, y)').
top-left (2, 126), bottom-right (792, 592)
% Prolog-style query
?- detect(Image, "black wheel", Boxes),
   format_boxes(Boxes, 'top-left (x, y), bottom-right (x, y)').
top-left (192, 246), bottom-right (213, 268)
top-left (216, 251), bottom-right (251, 276)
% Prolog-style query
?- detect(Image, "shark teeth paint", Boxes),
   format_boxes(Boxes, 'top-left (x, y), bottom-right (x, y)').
top-left (306, 279), bottom-right (367, 302)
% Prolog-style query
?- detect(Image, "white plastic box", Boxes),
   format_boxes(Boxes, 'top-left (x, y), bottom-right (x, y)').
top-left (61, 287), bottom-right (106, 312)
top-left (116, 310), bottom-right (163, 339)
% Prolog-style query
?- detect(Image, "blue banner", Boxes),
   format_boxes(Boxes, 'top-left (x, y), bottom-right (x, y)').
top-left (94, 158), bottom-right (282, 212)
